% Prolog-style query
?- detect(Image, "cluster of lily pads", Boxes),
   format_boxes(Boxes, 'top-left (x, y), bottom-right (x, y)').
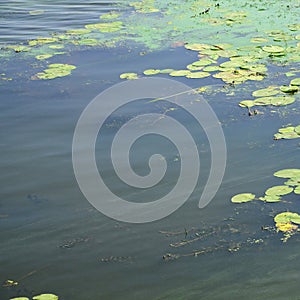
top-left (1, 0), bottom-right (299, 82)
top-left (231, 169), bottom-right (300, 240)
top-left (32, 63), bottom-right (76, 80)
top-left (239, 79), bottom-right (300, 111)
top-left (274, 124), bottom-right (300, 140)
top-left (10, 294), bottom-right (58, 300)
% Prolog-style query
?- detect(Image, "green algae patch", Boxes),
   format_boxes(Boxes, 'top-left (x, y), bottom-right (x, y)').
top-left (231, 193), bottom-right (255, 203)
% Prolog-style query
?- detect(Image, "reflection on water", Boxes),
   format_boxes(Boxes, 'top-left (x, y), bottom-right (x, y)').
top-left (1, 1), bottom-right (300, 300)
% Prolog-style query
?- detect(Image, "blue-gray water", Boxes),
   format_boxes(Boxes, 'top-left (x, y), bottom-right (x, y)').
top-left (1, 1), bottom-right (300, 300)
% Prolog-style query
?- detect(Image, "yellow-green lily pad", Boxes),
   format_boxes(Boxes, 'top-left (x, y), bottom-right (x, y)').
top-left (280, 85), bottom-right (299, 93)
top-left (274, 212), bottom-right (300, 224)
top-left (143, 69), bottom-right (160, 75)
top-left (252, 86), bottom-right (279, 97)
top-left (186, 72), bottom-right (210, 79)
top-left (32, 294), bottom-right (58, 300)
top-left (231, 193), bottom-right (255, 203)
top-left (290, 78), bottom-right (300, 86)
top-left (239, 100), bottom-right (255, 108)
top-left (265, 185), bottom-right (293, 196)
top-left (262, 45), bottom-right (285, 54)
top-left (169, 70), bottom-right (191, 77)
top-left (274, 169), bottom-right (300, 178)
top-left (120, 73), bottom-right (138, 80)
top-left (270, 96), bottom-right (295, 106)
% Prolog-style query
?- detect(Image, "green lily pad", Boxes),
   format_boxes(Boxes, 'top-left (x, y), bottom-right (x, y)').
top-left (169, 70), bottom-right (191, 77)
top-left (29, 10), bottom-right (44, 15)
top-left (231, 193), bottom-right (256, 203)
top-left (250, 37), bottom-right (269, 43)
top-left (85, 21), bottom-right (123, 32)
top-left (100, 13), bottom-right (120, 20)
top-left (290, 78), bottom-right (300, 86)
top-left (36, 54), bottom-right (53, 60)
top-left (185, 43), bottom-right (211, 51)
top-left (48, 45), bottom-right (64, 49)
top-left (32, 294), bottom-right (58, 300)
top-left (274, 169), bottom-right (300, 179)
top-left (259, 195), bottom-right (281, 202)
top-left (280, 85), bottom-right (299, 93)
top-left (29, 38), bottom-right (58, 46)
top-left (270, 96), bottom-right (295, 106)
top-left (239, 100), bottom-right (255, 108)
top-left (274, 212), bottom-right (300, 224)
top-left (262, 45), bottom-right (285, 53)
top-left (143, 69), bottom-right (160, 75)
top-left (66, 29), bottom-right (91, 35)
top-left (35, 63), bottom-right (76, 80)
top-left (159, 69), bottom-right (175, 74)
top-left (10, 298), bottom-right (29, 300)
top-left (186, 72), bottom-right (210, 79)
top-left (253, 97), bottom-right (272, 106)
top-left (203, 66), bottom-right (221, 72)
top-left (120, 73), bottom-right (138, 80)
top-left (294, 186), bottom-right (300, 194)
top-left (284, 177), bottom-right (300, 187)
top-left (252, 86), bottom-right (279, 97)
top-left (265, 185), bottom-right (293, 196)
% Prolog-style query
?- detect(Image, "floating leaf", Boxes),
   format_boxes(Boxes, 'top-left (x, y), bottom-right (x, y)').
top-left (185, 43), bottom-right (211, 51)
top-left (169, 70), bottom-right (191, 77)
top-left (29, 38), bottom-right (57, 46)
top-left (239, 100), bottom-right (255, 108)
top-left (66, 29), bottom-right (91, 35)
top-left (274, 169), bottom-right (300, 178)
top-left (10, 298), bottom-right (29, 300)
top-left (35, 64), bottom-right (76, 80)
top-left (231, 193), bottom-right (255, 203)
top-left (120, 73), bottom-right (138, 80)
top-left (290, 78), bottom-right (300, 86)
top-left (100, 13), bottom-right (120, 20)
top-left (253, 97), bottom-right (272, 106)
top-left (29, 10), bottom-right (44, 15)
top-left (85, 21), bottom-right (123, 32)
top-left (35, 54), bottom-right (53, 60)
top-left (32, 294), bottom-right (58, 300)
top-left (274, 212), bottom-right (300, 224)
top-left (143, 69), bottom-right (160, 75)
top-left (252, 86), bottom-right (279, 97)
top-left (270, 96), bottom-right (295, 106)
top-left (159, 69), bottom-right (174, 74)
top-left (186, 72), bottom-right (210, 79)
top-left (263, 45), bottom-right (285, 54)
top-left (259, 195), bottom-right (281, 202)
top-left (265, 185), bottom-right (293, 196)
top-left (280, 85), bottom-right (299, 93)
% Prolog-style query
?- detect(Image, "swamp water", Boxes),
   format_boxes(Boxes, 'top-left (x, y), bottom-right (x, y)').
top-left (0, 1), bottom-right (300, 299)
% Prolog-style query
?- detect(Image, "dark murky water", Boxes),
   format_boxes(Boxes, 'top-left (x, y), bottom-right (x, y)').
top-left (1, 1), bottom-right (300, 299)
